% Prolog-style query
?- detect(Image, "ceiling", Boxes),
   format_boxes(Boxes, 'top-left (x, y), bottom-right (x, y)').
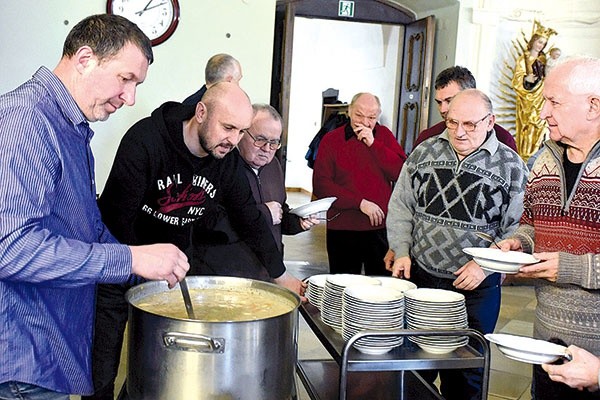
top-left (390, 0), bottom-right (458, 14)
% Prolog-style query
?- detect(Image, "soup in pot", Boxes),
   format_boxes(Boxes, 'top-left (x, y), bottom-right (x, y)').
top-left (134, 286), bottom-right (296, 321)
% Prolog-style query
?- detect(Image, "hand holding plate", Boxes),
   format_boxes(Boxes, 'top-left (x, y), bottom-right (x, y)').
top-left (516, 251), bottom-right (559, 282)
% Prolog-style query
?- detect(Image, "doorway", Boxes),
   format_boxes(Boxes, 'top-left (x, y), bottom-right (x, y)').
top-left (271, 0), bottom-right (434, 191)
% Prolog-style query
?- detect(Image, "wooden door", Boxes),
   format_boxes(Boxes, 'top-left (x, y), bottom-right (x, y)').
top-left (397, 16), bottom-right (435, 153)
top-left (271, 0), bottom-right (421, 174)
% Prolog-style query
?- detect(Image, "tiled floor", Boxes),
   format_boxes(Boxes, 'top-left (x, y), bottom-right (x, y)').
top-left (283, 191), bottom-right (536, 400)
top-left (74, 191), bottom-right (537, 400)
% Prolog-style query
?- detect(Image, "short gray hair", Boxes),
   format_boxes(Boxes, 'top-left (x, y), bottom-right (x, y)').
top-left (451, 88), bottom-right (494, 114)
top-left (252, 103), bottom-right (283, 127)
top-left (350, 92), bottom-right (381, 113)
top-left (553, 55), bottom-right (600, 97)
top-left (205, 53), bottom-right (241, 85)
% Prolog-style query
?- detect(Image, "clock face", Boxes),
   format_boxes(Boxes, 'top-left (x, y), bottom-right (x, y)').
top-left (107, 0), bottom-right (180, 46)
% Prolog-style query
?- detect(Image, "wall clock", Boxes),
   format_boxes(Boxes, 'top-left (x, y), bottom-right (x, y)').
top-left (107, 0), bottom-right (180, 46)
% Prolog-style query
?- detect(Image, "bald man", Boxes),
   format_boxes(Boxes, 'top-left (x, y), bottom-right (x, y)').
top-left (86, 82), bottom-right (305, 399)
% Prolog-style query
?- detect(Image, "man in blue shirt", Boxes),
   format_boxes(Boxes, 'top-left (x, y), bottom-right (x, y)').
top-left (0, 14), bottom-right (189, 399)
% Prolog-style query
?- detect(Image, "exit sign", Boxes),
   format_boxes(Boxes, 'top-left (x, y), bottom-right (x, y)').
top-left (338, 1), bottom-right (355, 17)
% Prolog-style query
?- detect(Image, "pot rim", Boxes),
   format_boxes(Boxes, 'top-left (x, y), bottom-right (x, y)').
top-left (125, 275), bottom-right (301, 322)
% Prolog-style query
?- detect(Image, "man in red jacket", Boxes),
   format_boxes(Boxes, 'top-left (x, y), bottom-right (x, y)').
top-left (413, 66), bottom-right (517, 151)
top-left (313, 92), bottom-right (407, 276)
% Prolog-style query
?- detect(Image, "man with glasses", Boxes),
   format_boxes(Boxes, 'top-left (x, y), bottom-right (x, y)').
top-left (412, 66), bottom-right (517, 152)
top-left (193, 103), bottom-right (319, 278)
top-left (313, 92), bottom-right (407, 276)
top-left (386, 89), bottom-right (528, 400)
top-left (85, 85), bottom-right (306, 399)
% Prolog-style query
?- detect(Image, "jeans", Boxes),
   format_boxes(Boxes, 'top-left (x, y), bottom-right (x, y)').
top-left (409, 264), bottom-right (501, 400)
top-left (0, 382), bottom-right (70, 400)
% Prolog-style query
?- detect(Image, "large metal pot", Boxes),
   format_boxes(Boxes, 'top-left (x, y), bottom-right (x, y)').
top-left (125, 276), bottom-right (301, 400)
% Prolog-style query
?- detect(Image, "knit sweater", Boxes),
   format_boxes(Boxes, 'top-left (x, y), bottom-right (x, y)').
top-left (312, 123), bottom-right (407, 231)
top-left (512, 140), bottom-right (600, 353)
top-left (387, 131), bottom-right (528, 278)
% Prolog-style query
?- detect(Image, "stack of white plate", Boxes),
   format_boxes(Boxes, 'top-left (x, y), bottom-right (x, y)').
top-left (305, 274), bottom-right (330, 310)
top-left (342, 285), bottom-right (405, 354)
top-left (321, 274), bottom-right (381, 333)
top-left (404, 288), bottom-right (469, 354)
top-left (376, 276), bottom-right (417, 292)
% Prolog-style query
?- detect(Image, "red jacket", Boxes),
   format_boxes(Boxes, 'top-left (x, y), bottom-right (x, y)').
top-left (312, 123), bottom-right (407, 231)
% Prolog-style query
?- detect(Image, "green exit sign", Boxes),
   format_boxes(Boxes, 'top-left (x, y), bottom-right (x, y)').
top-left (339, 1), bottom-right (355, 17)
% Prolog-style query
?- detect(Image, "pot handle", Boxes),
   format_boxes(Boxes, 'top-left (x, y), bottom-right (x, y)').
top-left (163, 332), bottom-right (225, 354)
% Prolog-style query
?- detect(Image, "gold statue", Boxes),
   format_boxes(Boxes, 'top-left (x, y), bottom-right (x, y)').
top-left (512, 20), bottom-right (557, 161)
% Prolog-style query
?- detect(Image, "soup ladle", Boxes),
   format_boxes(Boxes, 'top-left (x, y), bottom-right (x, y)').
top-left (179, 278), bottom-right (196, 319)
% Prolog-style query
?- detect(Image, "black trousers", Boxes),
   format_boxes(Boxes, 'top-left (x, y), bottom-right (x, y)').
top-left (326, 228), bottom-right (388, 276)
top-left (82, 283), bottom-right (130, 400)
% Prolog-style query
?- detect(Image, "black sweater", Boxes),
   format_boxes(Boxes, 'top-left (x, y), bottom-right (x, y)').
top-left (98, 102), bottom-right (286, 278)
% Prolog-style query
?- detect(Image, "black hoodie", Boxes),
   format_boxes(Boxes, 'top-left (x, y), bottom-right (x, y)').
top-left (98, 101), bottom-right (286, 278)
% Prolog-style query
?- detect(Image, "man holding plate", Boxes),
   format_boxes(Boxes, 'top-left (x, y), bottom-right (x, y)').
top-left (386, 89), bottom-right (528, 400)
top-left (192, 103), bottom-right (319, 279)
top-left (501, 56), bottom-right (600, 400)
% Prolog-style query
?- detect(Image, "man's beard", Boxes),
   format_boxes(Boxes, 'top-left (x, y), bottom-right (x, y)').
top-left (199, 135), bottom-right (232, 159)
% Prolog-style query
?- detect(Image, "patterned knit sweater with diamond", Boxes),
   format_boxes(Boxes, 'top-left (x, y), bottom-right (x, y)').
top-left (387, 131), bottom-right (528, 279)
top-left (513, 140), bottom-right (600, 354)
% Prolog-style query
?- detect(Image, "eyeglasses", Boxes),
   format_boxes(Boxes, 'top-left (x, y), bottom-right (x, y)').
top-left (246, 131), bottom-right (282, 150)
top-left (445, 113), bottom-right (491, 132)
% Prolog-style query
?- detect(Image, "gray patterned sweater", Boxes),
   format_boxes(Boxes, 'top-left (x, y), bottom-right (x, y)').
top-left (387, 131), bottom-right (528, 279)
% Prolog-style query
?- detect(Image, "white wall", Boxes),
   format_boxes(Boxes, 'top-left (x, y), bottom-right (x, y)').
top-left (0, 0), bottom-right (277, 192)
top-left (459, 0), bottom-right (600, 110)
top-left (415, 4), bottom-right (460, 127)
top-left (285, 18), bottom-right (403, 191)
top-left (416, 0), bottom-right (600, 129)
top-left (3, 0), bottom-right (600, 192)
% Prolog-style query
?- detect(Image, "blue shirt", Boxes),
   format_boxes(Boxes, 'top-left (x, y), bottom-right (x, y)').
top-left (0, 67), bottom-right (132, 395)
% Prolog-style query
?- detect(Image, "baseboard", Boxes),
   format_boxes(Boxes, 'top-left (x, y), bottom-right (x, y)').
top-left (286, 187), bottom-right (312, 195)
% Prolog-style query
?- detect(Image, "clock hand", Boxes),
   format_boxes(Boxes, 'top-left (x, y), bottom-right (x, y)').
top-left (135, 0), bottom-right (155, 16)
top-left (135, 1), bottom-right (167, 16)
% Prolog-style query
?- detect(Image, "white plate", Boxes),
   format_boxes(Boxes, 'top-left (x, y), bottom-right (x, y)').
top-left (485, 333), bottom-right (569, 365)
top-left (326, 274), bottom-right (381, 288)
top-left (463, 247), bottom-right (538, 271)
top-left (289, 197), bottom-right (337, 218)
top-left (307, 274), bottom-right (331, 288)
top-left (344, 285), bottom-right (404, 303)
top-left (404, 288), bottom-right (465, 303)
top-left (374, 277), bottom-right (418, 292)
top-left (415, 341), bottom-right (466, 354)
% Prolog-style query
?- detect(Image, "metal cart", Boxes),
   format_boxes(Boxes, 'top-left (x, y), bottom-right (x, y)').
top-left (297, 302), bottom-right (490, 400)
